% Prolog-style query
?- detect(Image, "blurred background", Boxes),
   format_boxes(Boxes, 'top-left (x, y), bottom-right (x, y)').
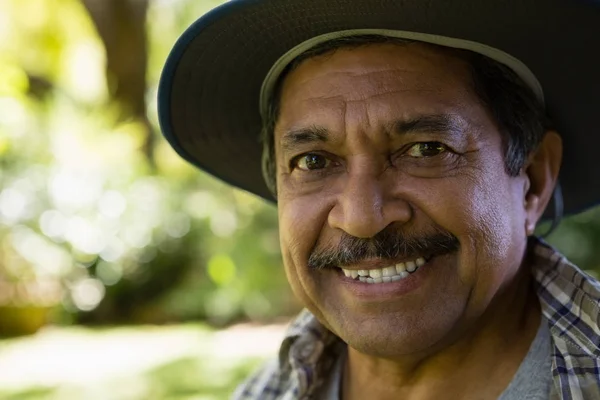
top-left (0, 0), bottom-right (598, 399)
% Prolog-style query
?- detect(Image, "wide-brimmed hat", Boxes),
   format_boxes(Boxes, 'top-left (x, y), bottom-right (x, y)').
top-left (158, 0), bottom-right (600, 216)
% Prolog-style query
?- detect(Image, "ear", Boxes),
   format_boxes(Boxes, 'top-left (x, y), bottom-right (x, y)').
top-left (523, 131), bottom-right (562, 235)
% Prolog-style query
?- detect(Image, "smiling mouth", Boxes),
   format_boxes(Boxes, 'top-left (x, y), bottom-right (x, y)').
top-left (340, 257), bottom-right (427, 284)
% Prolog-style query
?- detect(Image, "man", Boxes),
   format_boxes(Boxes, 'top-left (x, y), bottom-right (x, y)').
top-left (158, 0), bottom-right (600, 398)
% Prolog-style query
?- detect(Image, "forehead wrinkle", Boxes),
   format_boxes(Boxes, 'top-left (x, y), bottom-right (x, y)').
top-left (315, 80), bottom-right (442, 102)
top-left (278, 44), bottom-right (486, 149)
top-left (282, 42), bottom-right (475, 105)
top-left (292, 50), bottom-right (457, 83)
top-left (341, 98), bottom-right (349, 146)
top-left (288, 63), bottom-right (453, 102)
top-left (296, 67), bottom-right (422, 83)
top-left (300, 88), bottom-right (444, 110)
top-left (283, 95), bottom-right (475, 150)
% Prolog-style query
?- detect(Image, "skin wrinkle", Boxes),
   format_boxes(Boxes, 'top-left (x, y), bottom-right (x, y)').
top-left (338, 85), bottom-right (440, 98)
top-left (261, 36), bottom-right (553, 199)
top-left (298, 88), bottom-right (446, 110)
top-left (274, 43), bottom-right (561, 400)
top-left (291, 66), bottom-right (435, 92)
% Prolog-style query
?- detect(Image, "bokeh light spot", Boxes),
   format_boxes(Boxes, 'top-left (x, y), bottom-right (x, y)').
top-left (96, 261), bottom-right (123, 286)
top-left (207, 254), bottom-right (236, 286)
top-left (166, 212), bottom-right (190, 238)
top-left (71, 278), bottom-right (105, 311)
top-left (210, 210), bottom-right (238, 237)
top-left (98, 190), bottom-right (127, 219)
top-left (39, 209), bottom-right (68, 240)
top-left (0, 188), bottom-right (28, 224)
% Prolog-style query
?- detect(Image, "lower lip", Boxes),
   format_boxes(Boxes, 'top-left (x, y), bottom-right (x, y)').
top-left (336, 259), bottom-right (435, 299)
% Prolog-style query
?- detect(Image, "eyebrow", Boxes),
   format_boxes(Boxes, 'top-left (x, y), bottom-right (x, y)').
top-left (280, 125), bottom-right (329, 153)
top-left (391, 114), bottom-right (465, 138)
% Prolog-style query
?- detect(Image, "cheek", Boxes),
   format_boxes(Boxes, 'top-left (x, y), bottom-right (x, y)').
top-left (277, 193), bottom-right (331, 304)
top-left (459, 183), bottom-right (527, 309)
top-left (414, 165), bottom-right (523, 279)
top-left (278, 195), bottom-right (325, 260)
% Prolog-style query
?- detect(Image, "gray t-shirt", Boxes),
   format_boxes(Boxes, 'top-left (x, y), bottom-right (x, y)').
top-left (318, 319), bottom-right (552, 399)
top-left (499, 319), bottom-right (552, 400)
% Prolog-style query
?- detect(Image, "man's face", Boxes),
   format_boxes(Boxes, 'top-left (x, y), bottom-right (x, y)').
top-left (274, 43), bottom-right (531, 357)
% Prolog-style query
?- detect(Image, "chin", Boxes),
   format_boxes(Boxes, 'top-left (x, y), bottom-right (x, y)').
top-left (327, 311), bottom-right (459, 359)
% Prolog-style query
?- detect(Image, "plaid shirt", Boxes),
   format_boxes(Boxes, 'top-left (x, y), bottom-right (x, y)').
top-left (233, 238), bottom-right (600, 400)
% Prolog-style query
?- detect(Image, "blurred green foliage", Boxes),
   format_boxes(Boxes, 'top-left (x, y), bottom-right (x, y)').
top-left (0, 0), bottom-right (598, 338)
top-left (0, 0), bottom-right (295, 334)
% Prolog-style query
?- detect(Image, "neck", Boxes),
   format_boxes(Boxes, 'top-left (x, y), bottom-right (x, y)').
top-left (341, 264), bottom-right (541, 400)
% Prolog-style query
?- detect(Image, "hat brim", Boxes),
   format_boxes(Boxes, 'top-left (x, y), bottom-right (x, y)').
top-left (158, 0), bottom-right (600, 216)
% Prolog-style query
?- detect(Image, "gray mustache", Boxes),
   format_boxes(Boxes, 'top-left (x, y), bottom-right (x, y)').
top-left (307, 227), bottom-right (459, 270)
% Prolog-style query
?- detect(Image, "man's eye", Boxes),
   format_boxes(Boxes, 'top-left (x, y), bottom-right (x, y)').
top-left (293, 153), bottom-right (331, 171)
top-left (406, 142), bottom-right (447, 158)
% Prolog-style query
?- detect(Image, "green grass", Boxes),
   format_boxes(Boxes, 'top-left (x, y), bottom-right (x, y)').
top-left (0, 323), bottom-right (282, 400)
top-left (1, 388), bottom-right (56, 400)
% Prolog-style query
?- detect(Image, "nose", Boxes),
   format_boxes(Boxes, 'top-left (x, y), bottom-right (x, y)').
top-left (327, 172), bottom-right (412, 238)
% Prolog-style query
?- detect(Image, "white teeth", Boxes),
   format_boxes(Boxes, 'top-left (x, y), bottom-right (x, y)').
top-left (369, 269), bottom-right (382, 279)
top-left (396, 263), bottom-right (406, 274)
top-left (341, 257), bottom-right (427, 284)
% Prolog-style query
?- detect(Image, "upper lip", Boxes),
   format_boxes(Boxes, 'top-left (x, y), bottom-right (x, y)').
top-left (338, 256), bottom-right (427, 271)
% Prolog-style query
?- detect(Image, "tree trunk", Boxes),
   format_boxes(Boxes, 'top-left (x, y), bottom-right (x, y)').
top-left (81, 0), bottom-right (154, 166)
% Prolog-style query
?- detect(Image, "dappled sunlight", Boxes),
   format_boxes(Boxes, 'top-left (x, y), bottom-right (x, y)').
top-left (0, 323), bottom-right (285, 398)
